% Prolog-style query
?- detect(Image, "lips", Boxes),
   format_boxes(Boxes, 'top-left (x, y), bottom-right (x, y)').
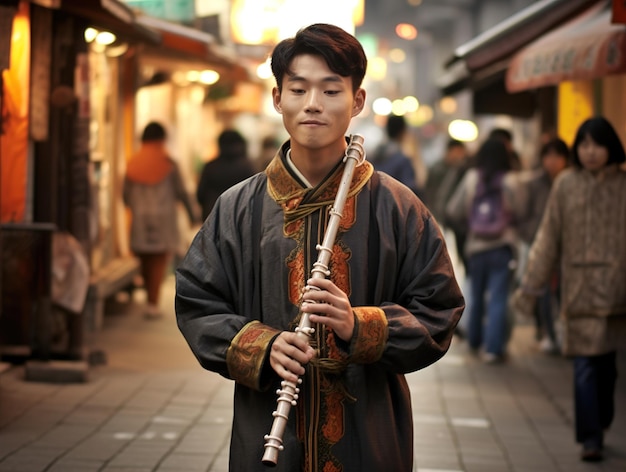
top-left (301, 120), bottom-right (325, 126)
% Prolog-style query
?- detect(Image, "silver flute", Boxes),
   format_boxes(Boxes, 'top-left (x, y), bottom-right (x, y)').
top-left (262, 134), bottom-right (366, 466)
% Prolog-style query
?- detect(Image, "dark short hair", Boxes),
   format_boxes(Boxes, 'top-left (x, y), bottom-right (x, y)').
top-left (271, 23), bottom-right (367, 93)
top-left (386, 114), bottom-right (406, 140)
top-left (218, 130), bottom-right (247, 158)
top-left (474, 138), bottom-right (512, 182)
top-left (141, 122), bottom-right (166, 142)
top-left (539, 138), bottom-right (569, 160)
top-left (447, 139), bottom-right (466, 150)
top-left (571, 116), bottom-right (626, 168)
top-left (488, 128), bottom-right (513, 143)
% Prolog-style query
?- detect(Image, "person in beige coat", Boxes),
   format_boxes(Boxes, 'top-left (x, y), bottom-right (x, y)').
top-left (513, 116), bottom-right (626, 463)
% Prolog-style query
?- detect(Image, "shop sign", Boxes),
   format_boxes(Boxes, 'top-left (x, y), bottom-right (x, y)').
top-left (123, 0), bottom-right (195, 22)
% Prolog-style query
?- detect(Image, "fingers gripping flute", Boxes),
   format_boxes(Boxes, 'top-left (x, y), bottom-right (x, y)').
top-left (262, 134), bottom-right (366, 466)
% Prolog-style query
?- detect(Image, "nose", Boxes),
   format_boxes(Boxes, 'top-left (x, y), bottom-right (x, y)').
top-left (304, 90), bottom-right (322, 113)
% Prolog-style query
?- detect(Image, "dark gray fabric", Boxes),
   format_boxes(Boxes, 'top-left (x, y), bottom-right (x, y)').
top-left (175, 162), bottom-right (464, 472)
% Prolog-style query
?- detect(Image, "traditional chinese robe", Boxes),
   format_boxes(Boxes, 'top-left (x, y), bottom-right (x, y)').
top-left (176, 142), bottom-right (464, 472)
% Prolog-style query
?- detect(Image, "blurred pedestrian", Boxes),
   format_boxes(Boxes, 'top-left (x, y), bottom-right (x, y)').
top-left (175, 23), bottom-right (463, 471)
top-left (513, 116), bottom-right (626, 462)
top-left (256, 134), bottom-right (280, 172)
top-left (489, 127), bottom-right (522, 170)
top-left (518, 138), bottom-right (569, 354)
top-left (124, 122), bottom-right (197, 319)
top-left (370, 114), bottom-right (421, 197)
top-left (196, 129), bottom-right (256, 221)
top-left (446, 138), bottom-right (525, 363)
top-left (423, 138), bottom-right (471, 271)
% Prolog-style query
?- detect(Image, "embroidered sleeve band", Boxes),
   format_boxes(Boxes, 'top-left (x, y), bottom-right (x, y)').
top-left (351, 307), bottom-right (388, 363)
top-left (226, 320), bottom-right (280, 390)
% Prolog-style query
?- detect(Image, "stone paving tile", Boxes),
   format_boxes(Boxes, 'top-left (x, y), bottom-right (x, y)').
top-left (156, 453), bottom-right (212, 471)
top-left (46, 456), bottom-right (105, 471)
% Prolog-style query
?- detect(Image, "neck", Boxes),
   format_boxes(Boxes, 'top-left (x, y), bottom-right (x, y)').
top-left (289, 142), bottom-right (346, 186)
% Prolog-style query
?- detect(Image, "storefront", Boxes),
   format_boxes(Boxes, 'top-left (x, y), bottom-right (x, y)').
top-left (506, 0), bottom-right (626, 145)
top-left (0, 0), bottom-right (159, 360)
top-left (439, 0), bottom-right (600, 163)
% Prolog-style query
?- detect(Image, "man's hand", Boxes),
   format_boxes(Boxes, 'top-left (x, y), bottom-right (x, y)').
top-left (270, 331), bottom-right (316, 383)
top-left (302, 278), bottom-right (355, 342)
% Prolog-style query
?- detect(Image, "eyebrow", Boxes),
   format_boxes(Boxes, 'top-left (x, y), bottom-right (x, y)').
top-left (287, 74), bottom-right (344, 84)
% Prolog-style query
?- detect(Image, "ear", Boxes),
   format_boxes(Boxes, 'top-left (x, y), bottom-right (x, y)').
top-left (351, 88), bottom-right (366, 117)
top-left (272, 87), bottom-right (283, 114)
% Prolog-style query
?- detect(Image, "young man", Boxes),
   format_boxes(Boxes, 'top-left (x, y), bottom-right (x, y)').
top-left (175, 24), bottom-right (464, 472)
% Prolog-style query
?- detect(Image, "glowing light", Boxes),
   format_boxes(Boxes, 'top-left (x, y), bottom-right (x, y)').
top-left (199, 70), bottom-right (220, 85)
top-left (372, 97), bottom-right (393, 116)
top-left (439, 96), bottom-right (457, 114)
top-left (391, 99), bottom-right (406, 116)
top-left (368, 57), bottom-right (387, 81)
top-left (95, 31), bottom-right (116, 45)
top-left (230, 0), bottom-right (363, 45)
top-left (84, 28), bottom-right (98, 43)
top-left (256, 59), bottom-right (273, 80)
top-left (186, 70), bottom-right (200, 82)
top-left (389, 48), bottom-right (406, 63)
top-left (403, 96), bottom-right (419, 113)
top-left (448, 119), bottom-right (479, 142)
top-left (415, 105), bottom-right (433, 124)
top-left (395, 23), bottom-right (417, 40)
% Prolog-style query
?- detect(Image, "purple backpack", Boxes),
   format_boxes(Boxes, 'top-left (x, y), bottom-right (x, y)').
top-left (468, 171), bottom-right (510, 239)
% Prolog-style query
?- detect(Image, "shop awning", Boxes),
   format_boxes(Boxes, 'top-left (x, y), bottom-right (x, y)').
top-left (445, 0), bottom-right (593, 71)
top-left (506, 2), bottom-right (626, 92)
top-left (439, 0), bottom-right (595, 98)
top-left (135, 15), bottom-right (249, 81)
top-left (58, 0), bottom-right (161, 44)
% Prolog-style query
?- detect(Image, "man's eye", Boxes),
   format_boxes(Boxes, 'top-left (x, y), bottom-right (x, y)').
top-left (325, 90), bottom-right (340, 95)
top-left (290, 88), bottom-right (305, 94)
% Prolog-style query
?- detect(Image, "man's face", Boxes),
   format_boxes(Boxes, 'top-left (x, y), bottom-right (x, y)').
top-left (272, 54), bottom-right (365, 155)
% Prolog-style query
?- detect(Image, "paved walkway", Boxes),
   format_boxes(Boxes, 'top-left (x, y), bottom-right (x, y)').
top-left (1, 274), bottom-right (625, 472)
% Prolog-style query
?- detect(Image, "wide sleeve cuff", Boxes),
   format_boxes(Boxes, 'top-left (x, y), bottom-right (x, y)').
top-left (226, 320), bottom-right (280, 390)
top-left (350, 307), bottom-right (388, 363)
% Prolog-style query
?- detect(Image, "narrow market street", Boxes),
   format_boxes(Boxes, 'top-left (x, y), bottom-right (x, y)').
top-left (1, 273), bottom-right (625, 472)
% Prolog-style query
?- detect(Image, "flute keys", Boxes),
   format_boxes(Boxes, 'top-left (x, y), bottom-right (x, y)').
top-left (263, 435), bottom-right (284, 451)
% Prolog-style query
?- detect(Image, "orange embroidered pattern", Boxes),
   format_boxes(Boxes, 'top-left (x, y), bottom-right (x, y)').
top-left (352, 307), bottom-right (388, 363)
top-left (226, 321), bottom-right (279, 389)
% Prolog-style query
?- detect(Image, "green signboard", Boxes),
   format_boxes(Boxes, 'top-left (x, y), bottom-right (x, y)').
top-left (124, 0), bottom-right (195, 22)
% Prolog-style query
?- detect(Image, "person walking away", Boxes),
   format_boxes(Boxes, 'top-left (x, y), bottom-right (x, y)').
top-left (256, 134), bottom-right (281, 172)
top-left (489, 127), bottom-right (522, 170)
top-left (423, 138), bottom-right (471, 271)
top-left (512, 116), bottom-right (626, 462)
top-left (517, 138), bottom-right (569, 354)
top-left (370, 114), bottom-right (422, 197)
top-left (196, 129), bottom-right (256, 221)
top-left (124, 122), bottom-right (197, 319)
top-left (446, 138), bottom-right (525, 363)
top-left (175, 23), bottom-right (464, 472)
